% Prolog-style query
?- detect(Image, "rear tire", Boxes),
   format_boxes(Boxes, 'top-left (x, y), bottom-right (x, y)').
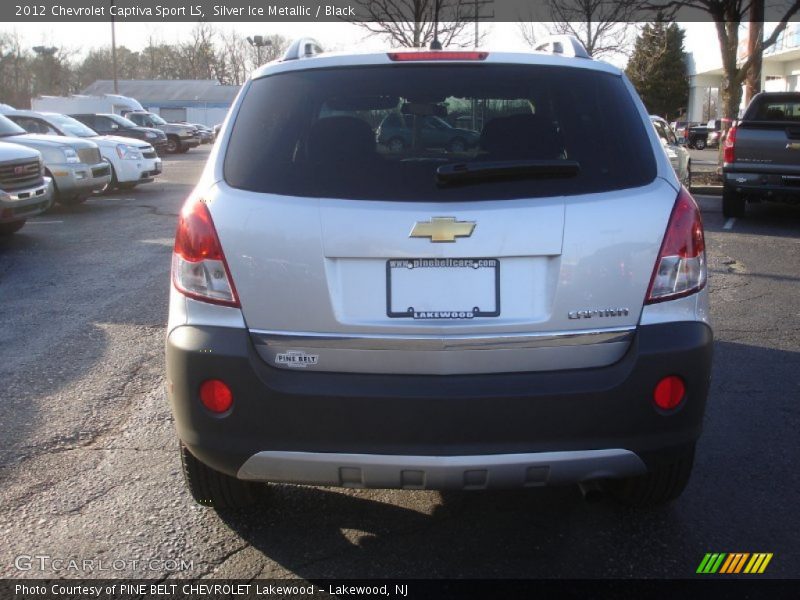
top-left (607, 447), bottom-right (695, 507)
top-left (180, 442), bottom-right (262, 508)
top-left (694, 138), bottom-right (706, 150)
top-left (722, 186), bottom-right (746, 218)
top-left (0, 220), bottom-right (26, 235)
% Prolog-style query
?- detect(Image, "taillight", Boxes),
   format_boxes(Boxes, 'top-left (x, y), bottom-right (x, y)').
top-left (387, 51), bottom-right (488, 61)
top-left (646, 187), bottom-right (706, 304)
top-left (172, 197), bottom-right (239, 307)
top-left (723, 125), bottom-right (737, 164)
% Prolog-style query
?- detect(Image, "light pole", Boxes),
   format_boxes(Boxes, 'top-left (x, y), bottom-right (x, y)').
top-left (246, 35), bottom-right (272, 66)
top-left (110, 0), bottom-right (118, 93)
top-left (32, 46), bottom-right (57, 96)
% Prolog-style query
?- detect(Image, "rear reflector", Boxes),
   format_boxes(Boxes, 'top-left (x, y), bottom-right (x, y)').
top-left (653, 375), bottom-right (686, 410)
top-left (645, 187), bottom-right (706, 304)
top-left (388, 51), bottom-right (488, 61)
top-left (172, 197), bottom-right (239, 307)
top-left (200, 379), bottom-right (233, 413)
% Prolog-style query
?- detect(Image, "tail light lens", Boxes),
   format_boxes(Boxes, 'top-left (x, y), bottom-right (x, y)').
top-left (646, 187), bottom-right (706, 304)
top-left (723, 125), bottom-right (737, 164)
top-left (172, 197), bottom-right (239, 307)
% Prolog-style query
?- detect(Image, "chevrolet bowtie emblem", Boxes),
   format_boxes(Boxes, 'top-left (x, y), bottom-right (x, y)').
top-left (409, 217), bottom-right (476, 243)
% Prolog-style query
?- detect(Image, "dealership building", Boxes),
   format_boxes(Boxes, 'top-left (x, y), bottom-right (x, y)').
top-left (80, 79), bottom-right (240, 126)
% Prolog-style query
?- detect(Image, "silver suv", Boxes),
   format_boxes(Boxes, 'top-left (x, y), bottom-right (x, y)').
top-left (167, 37), bottom-right (712, 509)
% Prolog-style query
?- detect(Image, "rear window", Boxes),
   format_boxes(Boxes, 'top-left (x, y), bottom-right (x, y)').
top-left (224, 64), bottom-right (656, 201)
top-left (747, 96), bottom-right (800, 121)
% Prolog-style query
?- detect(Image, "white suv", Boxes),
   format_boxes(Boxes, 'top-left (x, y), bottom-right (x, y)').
top-left (167, 37), bottom-right (712, 509)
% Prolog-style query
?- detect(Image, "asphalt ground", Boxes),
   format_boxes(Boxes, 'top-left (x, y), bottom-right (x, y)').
top-left (1, 146), bottom-right (798, 580)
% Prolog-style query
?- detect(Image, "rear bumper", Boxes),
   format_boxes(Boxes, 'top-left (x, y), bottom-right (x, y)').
top-left (166, 321), bottom-right (713, 488)
top-left (723, 171), bottom-right (800, 197)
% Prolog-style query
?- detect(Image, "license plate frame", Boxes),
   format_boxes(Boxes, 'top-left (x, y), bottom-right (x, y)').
top-left (386, 257), bottom-right (501, 319)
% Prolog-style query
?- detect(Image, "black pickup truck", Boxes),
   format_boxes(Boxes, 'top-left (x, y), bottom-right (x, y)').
top-left (687, 119), bottom-right (724, 149)
top-left (722, 92), bottom-right (800, 217)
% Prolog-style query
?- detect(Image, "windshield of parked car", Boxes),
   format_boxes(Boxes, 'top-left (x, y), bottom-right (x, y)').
top-left (0, 114), bottom-right (28, 137)
top-left (108, 114), bottom-right (139, 128)
top-left (45, 113), bottom-right (98, 138)
top-left (224, 64), bottom-right (656, 201)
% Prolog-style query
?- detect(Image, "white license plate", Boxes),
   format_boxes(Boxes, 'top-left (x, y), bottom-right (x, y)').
top-left (386, 258), bottom-right (500, 319)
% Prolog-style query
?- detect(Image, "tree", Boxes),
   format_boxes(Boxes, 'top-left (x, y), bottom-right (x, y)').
top-left (626, 22), bottom-right (689, 120)
top-left (519, 0), bottom-right (640, 60)
top-left (350, 0), bottom-right (480, 48)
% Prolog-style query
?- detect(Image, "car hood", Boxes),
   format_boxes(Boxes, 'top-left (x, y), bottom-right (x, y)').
top-left (10, 133), bottom-right (99, 150)
top-left (0, 140), bottom-right (41, 161)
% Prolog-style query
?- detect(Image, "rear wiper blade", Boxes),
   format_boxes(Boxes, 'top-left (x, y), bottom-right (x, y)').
top-left (436, 159), bottom-right (580, 186)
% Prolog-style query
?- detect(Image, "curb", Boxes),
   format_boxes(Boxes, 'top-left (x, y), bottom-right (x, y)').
top-left (690, 185), bottom-right (722, 196)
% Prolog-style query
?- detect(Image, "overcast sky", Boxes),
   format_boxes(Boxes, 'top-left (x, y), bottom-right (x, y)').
top-left (4, 21), bottom-right (720, 74)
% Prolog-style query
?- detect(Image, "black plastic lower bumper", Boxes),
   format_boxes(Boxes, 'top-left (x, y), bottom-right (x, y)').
top-left (166, 322), bottom-right (713, 477)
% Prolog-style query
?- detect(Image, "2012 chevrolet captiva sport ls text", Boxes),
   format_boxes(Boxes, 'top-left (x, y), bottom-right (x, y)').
top-left (167, 37), bottom-right (712, 509)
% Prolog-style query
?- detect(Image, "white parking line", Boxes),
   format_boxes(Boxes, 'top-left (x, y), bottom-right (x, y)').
top-left (140, 238), bottom-right (174, 246)
top-left (723, 218), bottom-right (736, 230)
top-left (27, 220), bottom-right (63, 225)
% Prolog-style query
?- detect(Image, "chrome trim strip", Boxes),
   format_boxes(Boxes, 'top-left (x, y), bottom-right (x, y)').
top-left (250, 326), bottom-right (635, 351)
top-left (237, 449), bottom-right (647, 489)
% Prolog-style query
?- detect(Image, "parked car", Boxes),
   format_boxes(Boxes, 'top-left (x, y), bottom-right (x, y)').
top-left (651, 116), bottom-right (691, 187)
top-left (670, 120), bottom-right (699, 144)
top-left (167, 36), bottom-right (712, 509)
top-left (687, 118), bottom-right (731, 149)
top-left (0, 141), bottom-right (52, 235)
top-left (175, 122), bottom-right (215, 144)
top-left (122, 111), bottom-right (199, 154)
top-left (3, 110), bottom-right (162, 191)
top-left (0, 115), bottom-right (110, 205)
top-left (377, 113), bottom-right (480, 153)
top-left (722, 91), bottom-right (800, 217)
top-left (70, 113), bottom-right (168, 155)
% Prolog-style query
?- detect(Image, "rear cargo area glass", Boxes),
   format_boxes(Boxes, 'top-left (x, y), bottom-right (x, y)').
top-left (224, 64), bottom-right (656, 201)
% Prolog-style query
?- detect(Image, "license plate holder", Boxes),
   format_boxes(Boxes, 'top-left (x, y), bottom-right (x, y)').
top-left (386, 258), bottom-right (500, 319)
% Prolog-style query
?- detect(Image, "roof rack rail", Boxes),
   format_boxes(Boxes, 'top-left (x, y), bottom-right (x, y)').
top-left (534, 35), bottom-right (590, 59)
top-left (282, 38), bottom-right (324, 61)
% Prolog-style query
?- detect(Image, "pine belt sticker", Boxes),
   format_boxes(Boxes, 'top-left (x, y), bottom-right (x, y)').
top-left (275, 350), bottom-right (319, 368)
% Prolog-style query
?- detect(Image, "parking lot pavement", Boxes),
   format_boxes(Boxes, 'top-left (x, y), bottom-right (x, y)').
top-left (689, 148), bottom-right (720, 172)
top-left (1, 151), bottom-right (798, 579)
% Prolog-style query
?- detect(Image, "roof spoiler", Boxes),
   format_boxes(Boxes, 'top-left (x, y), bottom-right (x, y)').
top-left (534, 35), bottom-right (590, 59)
top-left (282, 38), bottom-right (324, 61)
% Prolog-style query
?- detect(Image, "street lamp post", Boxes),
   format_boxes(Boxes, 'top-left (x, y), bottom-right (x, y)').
top-left (246, 35), bottom-right (272, 66)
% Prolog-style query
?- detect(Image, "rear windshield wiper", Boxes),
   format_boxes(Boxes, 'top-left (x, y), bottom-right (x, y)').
top-left (436, 159), bottom-right (580, 186)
